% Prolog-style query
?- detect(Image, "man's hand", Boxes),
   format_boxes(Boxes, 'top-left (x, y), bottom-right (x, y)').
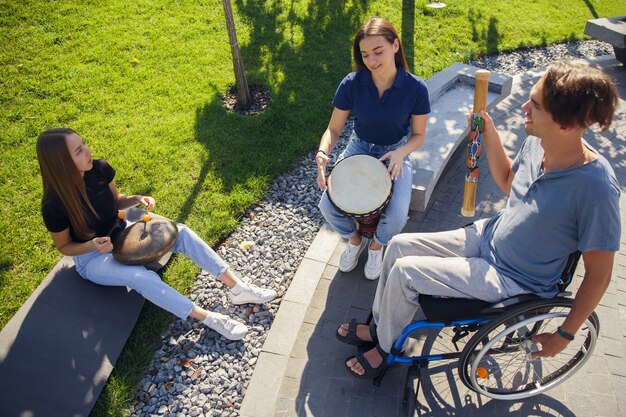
top-left (531, 331), bottom-right (571, 358)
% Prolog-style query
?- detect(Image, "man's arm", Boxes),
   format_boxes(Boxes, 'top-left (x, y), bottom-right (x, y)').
top-left (480, 110), bottom-right (515, 195)
top-left (532, 250), bottom-right (614, 357)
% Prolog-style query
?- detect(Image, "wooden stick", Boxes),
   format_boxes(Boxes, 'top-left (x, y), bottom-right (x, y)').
top-left (461, 70), bottom-right (490, 217)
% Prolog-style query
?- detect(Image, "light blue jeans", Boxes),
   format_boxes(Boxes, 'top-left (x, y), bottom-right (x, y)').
top-left (318, 134), bottom-right (413, 246)
top-left (74, 224), bottom-right (228, 320)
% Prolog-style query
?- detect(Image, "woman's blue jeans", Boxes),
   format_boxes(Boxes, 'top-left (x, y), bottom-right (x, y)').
top-left (74, 224), bottom-right (228, 320)
top-left (318, 134), bottom-right (413, 246)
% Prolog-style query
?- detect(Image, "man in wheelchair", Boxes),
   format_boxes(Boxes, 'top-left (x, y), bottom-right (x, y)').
top-left (337, 61), bottom-right (621, 381)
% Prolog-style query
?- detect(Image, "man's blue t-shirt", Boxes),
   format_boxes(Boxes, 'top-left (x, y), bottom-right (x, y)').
top-left (481, 136), bottom-right (621, 297)
top-left (332, 66), bottom-right (430, 146)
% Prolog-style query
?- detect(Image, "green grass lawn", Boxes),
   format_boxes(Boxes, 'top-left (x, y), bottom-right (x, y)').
top-left (1, 0), bottom-right (622, 415)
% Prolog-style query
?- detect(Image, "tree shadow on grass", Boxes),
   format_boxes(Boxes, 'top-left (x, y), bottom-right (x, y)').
top-left (582, 0), bottom-right (598, 19)
top-left (468, 12), bottom-right (502, 56)
top-left (184, 1), bottom-right (367, 224)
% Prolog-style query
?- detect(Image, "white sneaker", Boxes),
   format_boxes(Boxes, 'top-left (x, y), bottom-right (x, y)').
top-left (230, 281), bottom-right (277, 305)
top-left (339, 237), bottom-right (369, 272)
top-left (364, 246), bottom-right (383, 280)
top-left (203, 313), bottom-right (248, 340)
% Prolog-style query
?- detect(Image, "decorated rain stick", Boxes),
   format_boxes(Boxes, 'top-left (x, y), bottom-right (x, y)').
top-left (461, 70), bottom-right (491, 217)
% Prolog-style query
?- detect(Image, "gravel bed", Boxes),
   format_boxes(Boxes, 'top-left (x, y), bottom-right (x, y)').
top-left (130, 39), bottom-right (613, 417)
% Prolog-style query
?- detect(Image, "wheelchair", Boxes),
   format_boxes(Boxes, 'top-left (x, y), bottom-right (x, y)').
top-left (367, 251), bottom-right (599, 415)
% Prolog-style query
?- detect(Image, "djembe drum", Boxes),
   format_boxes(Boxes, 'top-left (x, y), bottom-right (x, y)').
top-left (113, 217), bottom-right (179, 265)
top-left (327, 154), bottom-right (393, 238)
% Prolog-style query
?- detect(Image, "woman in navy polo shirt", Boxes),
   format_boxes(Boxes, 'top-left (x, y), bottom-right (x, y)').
top-left (316, 17), bottom-right (430, 280)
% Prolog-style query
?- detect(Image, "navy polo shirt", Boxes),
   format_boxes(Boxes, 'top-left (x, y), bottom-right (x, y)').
top-left (332, 66), bottom-right (430, 146)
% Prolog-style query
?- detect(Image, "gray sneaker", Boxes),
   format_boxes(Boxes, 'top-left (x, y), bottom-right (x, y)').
top-left (203, 313), bottom-right (248, 340)
top-left (230, 281), bottom-right (277, 305)
top-left (339, 238), bottom-right (369, 272)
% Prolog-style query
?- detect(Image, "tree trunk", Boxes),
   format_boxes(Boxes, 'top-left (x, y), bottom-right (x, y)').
top-left (222, 0), bottom-right (251, 108)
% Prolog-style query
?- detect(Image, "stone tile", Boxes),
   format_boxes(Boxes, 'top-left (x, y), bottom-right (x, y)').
top-left (289, 322), bottom-right (318, 360)
top-left (372, 394), bottom-right (401, 417)
top-left (350, 291), bottom-right (375, 310)
top-left (304, 224), bottom-right (341, 263)
top-left (304, 335), bottom-right (337, 359)
top-left (239, 352), bottom-right (289, 417)
top-left (565, 370), bottom-right (611, 396)
top-left (321, 264), bottom-right (339, 280)
top-left (320, 301), bottom-right (351, 323)
top-left (567, 392), bottom-right (601, 417)
top-left (278, 376), bottom-right (302, 401)
top-left (273, 397), bottom-right (301, 417)
top-left (328, 241), bottom-right (345, 267)
top-left (283, 258), bottom-right (327, 306)
top-left (603, 337), bottom-right (626, 358)
top-left (300, 394), bottom-right (326, 417)
top-left (303, 305), bottom-right (324, 325)
top-left (262, 300), bottom-right (308, 356)
top-left (347, 394), bottom-right (375, 417)
top-left (284, 356), bottom-right (308, 380)
top-left (591, 393), bottom-right (620, 417)
top-left (308, 278), bottom-right (332, 310)
top-left (301, 375), bottom-right (330, 397)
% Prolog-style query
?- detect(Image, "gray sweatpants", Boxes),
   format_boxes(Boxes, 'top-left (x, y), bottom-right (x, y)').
top-left (372, 219), bottom-right (528, 352)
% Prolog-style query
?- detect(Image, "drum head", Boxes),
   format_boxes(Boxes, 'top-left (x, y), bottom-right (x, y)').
top-left (327, 154), bottom-right (392, 215)
top-left (113, 218), bottom-right (178, 265)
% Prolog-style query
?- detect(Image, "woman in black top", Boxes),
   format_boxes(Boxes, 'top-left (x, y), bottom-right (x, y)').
top-left (37, 128), bottom-right (276, 341)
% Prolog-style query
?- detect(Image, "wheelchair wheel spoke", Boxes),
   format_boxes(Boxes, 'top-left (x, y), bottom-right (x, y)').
top-left (458, 298), bottom-right (599, 400)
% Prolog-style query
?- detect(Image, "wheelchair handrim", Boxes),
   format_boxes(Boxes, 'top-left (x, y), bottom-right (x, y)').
top-left (469, 311), bottom-right (597, 400)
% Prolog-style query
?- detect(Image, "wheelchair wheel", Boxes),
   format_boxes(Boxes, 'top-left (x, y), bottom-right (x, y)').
top-left (458, 298), bottom-right (599, 400)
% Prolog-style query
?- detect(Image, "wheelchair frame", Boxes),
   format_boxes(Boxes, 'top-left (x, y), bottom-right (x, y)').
top-left (367, 251), bottom-right (600, 414)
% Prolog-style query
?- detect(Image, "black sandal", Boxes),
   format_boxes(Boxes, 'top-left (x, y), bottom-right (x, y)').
top-left (335, 319), bottom-right (378, 347)
top-left (345, 345), bottom-right (389, 379)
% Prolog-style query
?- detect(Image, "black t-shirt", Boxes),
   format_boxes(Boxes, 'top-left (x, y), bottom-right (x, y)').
top-left (41, 159), bottom-right (126, 243)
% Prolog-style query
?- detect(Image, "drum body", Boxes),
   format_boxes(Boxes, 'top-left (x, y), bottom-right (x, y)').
top-left (113, 218), bottom-right (179, 265)
top-left (327, 154), bottom-right (393, 238)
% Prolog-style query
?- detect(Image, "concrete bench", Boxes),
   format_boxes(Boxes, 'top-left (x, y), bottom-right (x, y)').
top-left (409, 63), bottom-right (513, 211)
top-left (0, 208), bottom-right (172, 417)
top-left (585, 16), bottom-right (626, 64)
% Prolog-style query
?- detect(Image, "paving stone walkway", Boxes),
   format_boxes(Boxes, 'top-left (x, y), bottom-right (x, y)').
top-left (240, 56), bottom-right (626, 417)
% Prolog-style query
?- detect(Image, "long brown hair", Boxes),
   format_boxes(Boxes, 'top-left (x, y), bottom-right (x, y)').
top-left (37, 128), bottom-right (97, 240)
top-left (353, 17), bottom-right (409, 72)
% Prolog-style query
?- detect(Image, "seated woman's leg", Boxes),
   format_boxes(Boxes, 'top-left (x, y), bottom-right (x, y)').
top-left (373, 156), bottom-right (413, 246)
top-left (170, 225), bottom-right (229, 278)
top-left (318, 192), bottom-right (358, 239)
top-left (172, 225), bottom-right (276, 304)
top-left (75, 251), bottom-right (248, 339)
top-left (75, 251), bottom-right (194, 320)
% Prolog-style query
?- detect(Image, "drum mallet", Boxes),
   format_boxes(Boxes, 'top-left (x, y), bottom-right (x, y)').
top-left (461, 70), bottom-right (490, 217)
